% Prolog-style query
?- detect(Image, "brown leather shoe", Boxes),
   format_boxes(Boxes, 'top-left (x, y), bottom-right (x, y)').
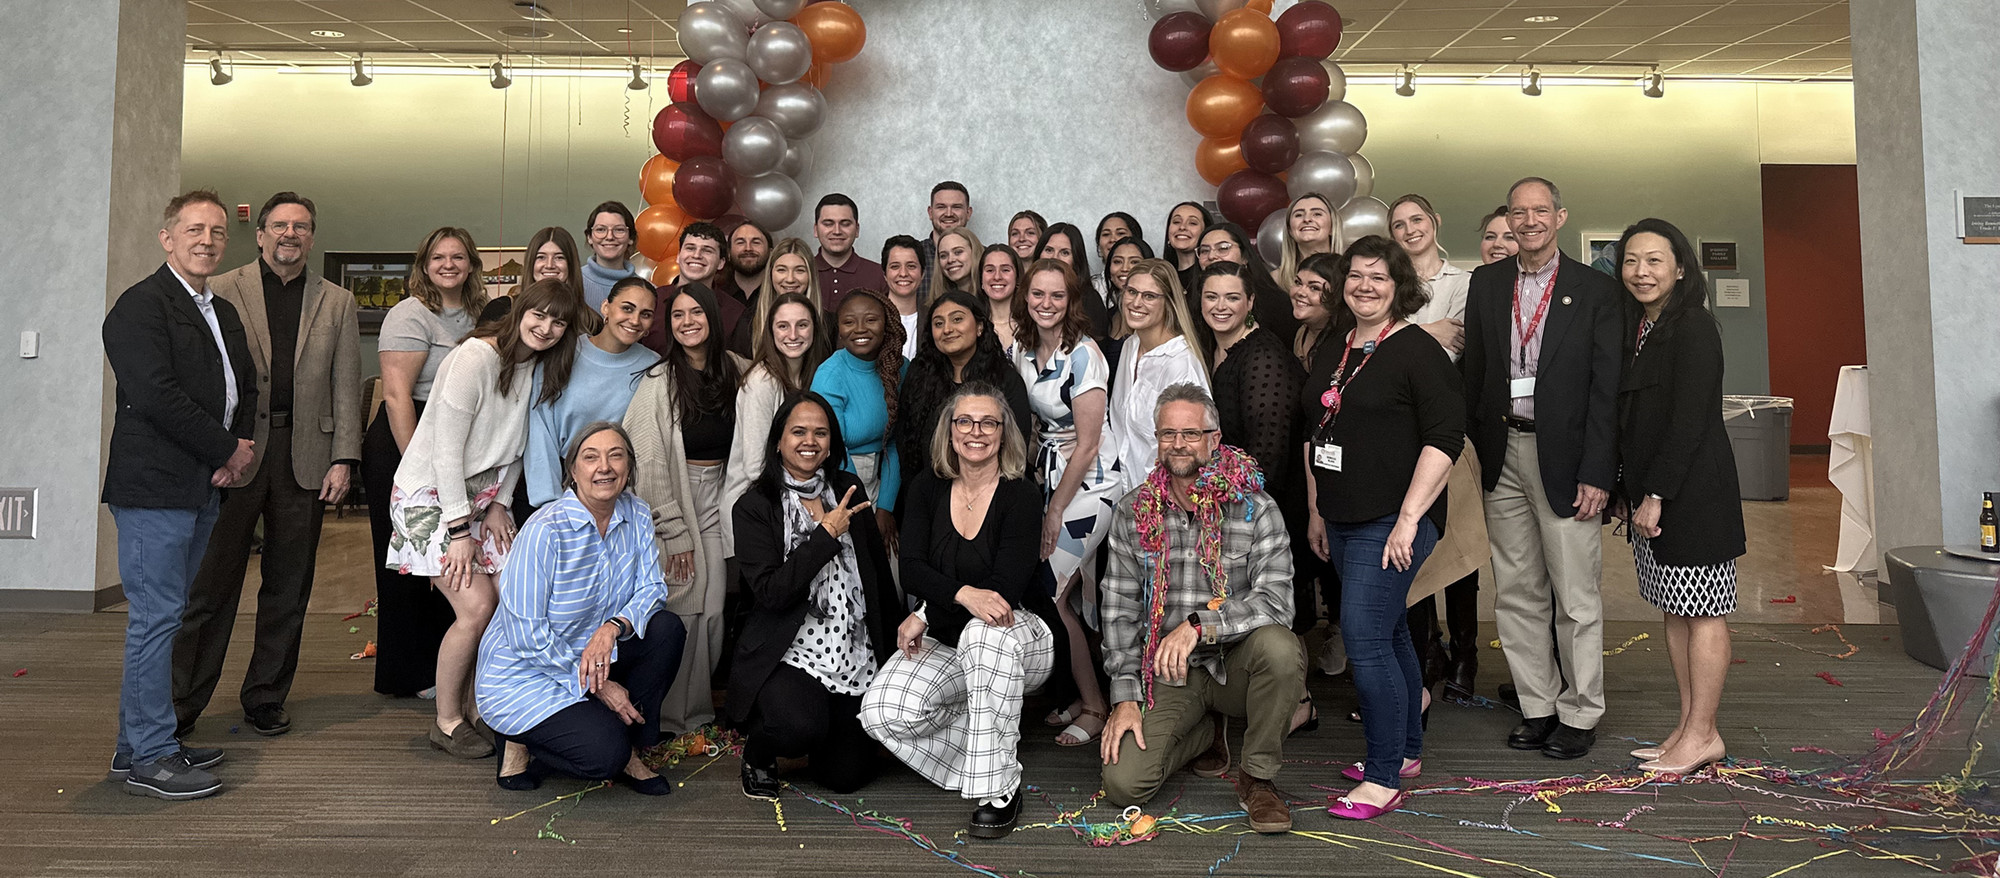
top-left (1189, 713), bottom-right (1229, 778)
top-left (1234, 774), bottom-right (1292, 833)
top-left (429, 720), bottom-right (495, 759)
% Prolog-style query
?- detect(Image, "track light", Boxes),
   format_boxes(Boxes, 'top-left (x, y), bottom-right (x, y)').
top-left (489, 58), bottom-right (511, 89)
top-left (1520, 65), bottom-right (1541, 96)
top-left (208, 55), bottom-right (233, 86)
top-left (1394, 64), bottom-right (1416, 97)
top-left (350, 55), bottom-right (372, 87)
top-left (1640, 67), bottom-right (1664, 98)
top-left (627, 60), bottom-right (647, 91)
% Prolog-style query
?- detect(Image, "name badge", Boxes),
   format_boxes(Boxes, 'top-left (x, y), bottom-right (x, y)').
top-left (1313, 443), bottom-right (1344, 472)
top-left (1510, 376), bottom-right (1537, 399)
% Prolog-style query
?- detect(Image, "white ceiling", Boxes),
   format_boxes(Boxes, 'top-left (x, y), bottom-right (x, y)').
top-left (184, 0), bottom-right (1852, 81)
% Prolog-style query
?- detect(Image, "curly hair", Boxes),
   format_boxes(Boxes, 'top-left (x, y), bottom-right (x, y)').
top-left (896, 289), bottom-right (1012, 458)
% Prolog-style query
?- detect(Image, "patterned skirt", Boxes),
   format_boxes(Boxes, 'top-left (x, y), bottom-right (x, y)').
top-left (385, 476), bottom-right (509, 578)
top-left (1631, 533), bottom-right (1737, 617)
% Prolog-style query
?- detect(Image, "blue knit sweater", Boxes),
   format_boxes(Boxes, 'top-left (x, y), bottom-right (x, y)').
top-left (525, 337), bottom-right (658, 506)
top-left (809, 349), bottom-right (906, 512)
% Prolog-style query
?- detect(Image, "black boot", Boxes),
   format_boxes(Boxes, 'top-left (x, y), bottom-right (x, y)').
top-left (1443, 574), bottom-right (1480, 697)
top-left (1408, 599), bottom-right (1447, 686)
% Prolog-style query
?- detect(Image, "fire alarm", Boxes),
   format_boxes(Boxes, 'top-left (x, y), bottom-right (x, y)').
top-left (237, 204), bottom-right (251, 222)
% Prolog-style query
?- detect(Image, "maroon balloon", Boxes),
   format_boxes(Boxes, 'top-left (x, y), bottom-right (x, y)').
top-left (667, 60), bottom-right (701, 104)
top-left (1217, 169), bottom-right (1289, 230)
top-left (1261, 55), bottom-right (1331, 118)
top-left (1239, 114), bottom-right (1299, 175)
top-left (652, 102), bottom-right (723, 163)
top-left (1148, 11), bottom-right (1213, 73)
top-left (672, 155), bottom-right (737, 220)
top-left (1276, 1), bottom-right (1343, 59)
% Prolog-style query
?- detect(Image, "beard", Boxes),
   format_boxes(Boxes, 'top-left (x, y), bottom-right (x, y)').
top-left (730, 252), bottom-right (768, 277)
top-left (1164, 452), bottom-right (1204, 479)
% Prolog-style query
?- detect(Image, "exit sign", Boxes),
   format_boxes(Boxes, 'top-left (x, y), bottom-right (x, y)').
top-left (0, 488), bottom-right (36, 539)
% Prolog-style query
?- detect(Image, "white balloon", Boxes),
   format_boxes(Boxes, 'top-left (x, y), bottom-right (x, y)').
top-left (1296, 99), bottom-right (1367, 155)
top-left (754, 0), bottom-right (809, 19)
top-left (777, 137), bottom-right (815, 179)
top-left (1321, 59), bottom-right (1347, 104)
top-left (1256, 211), bottom-right (1287, 267)
top-left (745, 21), bottom-right (813, 86)
top-left (1287, 149), bottom-right (1356, 206)
top-left (753, 81), bottom-right (826, 138)
top-left (1338, 196), bottom-right (1392, 241)
top-left (693, 58), bottom-right (759, 122)
top-left (1347, 153), bottom-right (1375, 201)
top-left (678, 3), bottom-right (749, 64)
top-left (722, 115), bottom-right (788, 178)
top-left (738, 172), bottom-right (804, 230)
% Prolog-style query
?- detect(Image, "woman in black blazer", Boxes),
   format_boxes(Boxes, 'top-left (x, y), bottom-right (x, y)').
top-left (1612, 218), bottom-right (1745, 777)
top-left (729, 391), bottom-right (901, 799)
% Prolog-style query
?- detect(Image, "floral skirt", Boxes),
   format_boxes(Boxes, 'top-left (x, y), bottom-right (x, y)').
top-left (385, 480), bottom-right (508, 578)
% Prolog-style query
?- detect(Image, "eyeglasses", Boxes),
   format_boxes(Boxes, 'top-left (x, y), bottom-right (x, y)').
top-left (1196, 241), bottom-right (1237, 258)
top-left (951, 416), bottom-right (1003, 434)
top-left (589, 225), bottom-right (632, 238)
top-left (1126, 290), bottom-right (1164, 304)
top-left (1155, 428), bottom-right (1218, 444)
top-left (265, 221), bottom-right (313, 234)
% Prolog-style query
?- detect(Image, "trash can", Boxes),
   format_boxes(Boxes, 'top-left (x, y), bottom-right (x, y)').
top-left (1723, 395), bottom-right (1793, 501)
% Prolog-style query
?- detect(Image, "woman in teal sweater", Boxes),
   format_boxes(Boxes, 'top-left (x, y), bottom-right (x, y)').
top-left (524, 277), bottom-right (658, 508)
top-left (811, 289), bottom-right (907, 549)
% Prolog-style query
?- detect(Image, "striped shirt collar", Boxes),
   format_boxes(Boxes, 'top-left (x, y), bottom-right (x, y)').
top-left (552, 489), bottom-right (636, 534)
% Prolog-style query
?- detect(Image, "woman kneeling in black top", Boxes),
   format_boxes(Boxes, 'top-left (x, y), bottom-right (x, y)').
top-left (730, 391), bottom-right (901, 799)
top-left (861, 382), bottom-right (1054, 838)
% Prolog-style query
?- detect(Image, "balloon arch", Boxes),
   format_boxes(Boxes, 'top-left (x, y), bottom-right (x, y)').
top-left (634, 0), bottom-right (1379, 281)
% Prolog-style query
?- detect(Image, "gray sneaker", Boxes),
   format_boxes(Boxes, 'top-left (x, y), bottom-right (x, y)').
top-left (108, 745), bottom-right (224, 781)
top-left (124, 752), bottom-right (222, 800)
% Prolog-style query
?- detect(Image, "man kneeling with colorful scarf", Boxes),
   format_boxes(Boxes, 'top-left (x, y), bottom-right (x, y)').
top-left (1098, 383), bottom-right (1303, 833)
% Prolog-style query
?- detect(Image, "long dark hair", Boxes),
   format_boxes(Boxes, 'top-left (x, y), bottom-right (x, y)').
top-left (527, 226), bottom-right (598, 335)
top-left (469, 278), bottom-right (583, 405)
top-left (752, 391), bottom-right (849, 503)
top-left (897, 289), bottom-right (1011, 454)
top-left (1160, 201), bottom-right (1213, 265)
top-left (1327, 235), bottom-right (1429, 337)
top-left (1614, 218), bottom-right (1709, 357)
top-left (1034, 223), bottom-right (1092, 284)
top-left (1102, 237), bottom-right (1156, 305)
top-left (1094, 211), bottom-right (1145, 257)
top-left (652, 282), bottom-right (741, 423)
top-left (749, 291), bottom-right (831, 394)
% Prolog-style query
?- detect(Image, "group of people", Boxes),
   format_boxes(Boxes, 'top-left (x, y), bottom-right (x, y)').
top-left (101, 176), bottom-right (1746, 842)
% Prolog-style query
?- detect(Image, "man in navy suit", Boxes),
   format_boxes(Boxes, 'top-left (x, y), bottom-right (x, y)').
top-left (101, 189), bottom-right (258, 800)
top-left (1461, 178), bottom-right (1621, 760)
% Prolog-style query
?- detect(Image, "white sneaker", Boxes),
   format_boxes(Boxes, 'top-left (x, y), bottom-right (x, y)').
top-left (1318, 626), bottom-right (1348, 676)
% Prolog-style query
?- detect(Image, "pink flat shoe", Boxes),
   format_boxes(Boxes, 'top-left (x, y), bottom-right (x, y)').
top-left (1327, 790), bottom-right (1408, 820)
top-left (1341, 758), bottom-right (1421, 783)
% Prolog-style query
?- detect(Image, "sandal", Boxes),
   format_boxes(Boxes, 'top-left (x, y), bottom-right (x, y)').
top-left (1055, 706), bottom-right (1108, 747)
top-left (1290, 695), bottom-right (1319, 738)
top-left (1043, 703), bottom-right (1082, 728)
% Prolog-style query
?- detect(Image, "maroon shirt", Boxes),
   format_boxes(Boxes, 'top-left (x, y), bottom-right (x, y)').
top-left (813, 251), bottom-right (886, 315)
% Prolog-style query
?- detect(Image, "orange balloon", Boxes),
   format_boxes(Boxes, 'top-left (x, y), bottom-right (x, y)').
top-left (635, 201), bottom-right (689, 263)
top-left (1210, 8), bottom-right (1281, 79)
top-left (1195, 135), bottom-right (1249, 187)
top-left (640, 154), bottom-right (679, 206)
top-left (1186, 74), bottom-right (1263, 139)
top-left (650, 260), bottom-right (678, 286)
top-left (794, 2), bottom-right (866, 64)
top-left (801, 60), bottom-right (831, 89)
top-left (1247, 0), bottom-right (1274, 12)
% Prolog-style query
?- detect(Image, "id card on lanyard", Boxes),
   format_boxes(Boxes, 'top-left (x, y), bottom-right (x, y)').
top-left (1511, 259), bottom-right (1559, 400)
top-left (1313, 323), bottom-right (1394, 471)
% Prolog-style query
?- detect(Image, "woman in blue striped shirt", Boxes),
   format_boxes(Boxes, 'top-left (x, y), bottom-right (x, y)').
top-left (476, 421), bottom-right (688, 794)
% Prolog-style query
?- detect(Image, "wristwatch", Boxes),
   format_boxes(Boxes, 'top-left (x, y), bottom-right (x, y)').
top-left (608, 616), bottom-right (634, 641)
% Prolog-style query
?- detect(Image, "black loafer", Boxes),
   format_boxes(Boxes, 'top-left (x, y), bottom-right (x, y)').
top-left (1507, 715), bottom-right (1557, 750)
top-left (246, 705), bottom-right (292, 737)
top-left (741, 761), bottom-right (782, 800)
top-left (1540, 722), bottom-right (1596, 760)
top-left (618, 770), bottom-right (673, 796)
top-left (967, 792), bottom-right (1021, 839)
top-left (1497, 683), bottom-right (1521, 710)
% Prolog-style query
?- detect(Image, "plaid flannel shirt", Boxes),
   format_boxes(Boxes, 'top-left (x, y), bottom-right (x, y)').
top-left (1101, 486), bottom-right (1294, 706)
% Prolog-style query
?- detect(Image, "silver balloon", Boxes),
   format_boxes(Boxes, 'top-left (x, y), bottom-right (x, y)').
top-left (753, 81), bottom-right (826, 139)
top-left (1347, 153), bottom-right (1375, 201)
top-left (713, 0), bottom-right (768, 28)
top-left (1321, 59), bottom-right (1347, 104)
top-left (1179, 57), bottom-right (1220, 89)
top-left (722, 115), bottom-right (788, 177)
top-left (1196, 0), bottom-right (1246, 18)
top-left (1287, 150), bottom-right (1356, 206)
top-left (1148, 0), bottom-right (1202, 18)
top-left (738, 172), bottom-right (803, 231)
top-left (1256, 211), bottom-right (1287, 267)
top-left (678, 2), bottom-right (749, 64)
top-left (777, 137), bottom-right (814, 178)
top-left (694, 58), bottom-right (759, 122)
top-left (1338, 196), bottom-right (1392, 242)
top-left (745, 21), bottom-right (813, 85)
top-left (1296, 99), bottom-right (1367, 156)
top-left (754, 0), bottom-right (809, 19)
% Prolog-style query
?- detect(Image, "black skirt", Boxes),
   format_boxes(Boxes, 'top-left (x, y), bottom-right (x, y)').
top-left (363, 399), bottom-right (457, 697)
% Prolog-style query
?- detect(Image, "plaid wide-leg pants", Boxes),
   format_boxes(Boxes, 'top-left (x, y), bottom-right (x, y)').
top-left (860, 614), bottom-right (1054, 802)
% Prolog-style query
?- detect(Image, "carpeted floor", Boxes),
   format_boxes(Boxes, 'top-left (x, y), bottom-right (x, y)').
top-left (0, 608), bottom-right (1980, 877)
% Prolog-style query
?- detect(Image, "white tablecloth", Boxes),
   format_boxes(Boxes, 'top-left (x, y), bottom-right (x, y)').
top-left (1827, 365), bottom-right (1876, 572)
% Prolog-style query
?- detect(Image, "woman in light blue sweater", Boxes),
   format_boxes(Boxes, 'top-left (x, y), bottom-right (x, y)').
top-left (525, 277), bottom-right (659, 507)
top-left (810, 289), bottom-right (907, 549)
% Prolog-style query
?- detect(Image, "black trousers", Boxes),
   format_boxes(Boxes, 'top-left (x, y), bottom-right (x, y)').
top-left (172, 423), bottom-right (328, 726)
top-left (363, 401), bottom-right (456, 696)
top-left (515, 611), bottom-right (687, 779)
top-left (743, 663), bottom-right (878, 794)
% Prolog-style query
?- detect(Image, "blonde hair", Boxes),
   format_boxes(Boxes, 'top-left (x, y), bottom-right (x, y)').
top-left (924, 227), bottom-right (985, 307)
top-left (408, 227), bottom-right (490, 317)
top-left (1115, 259), bottom-right (1208, 374)
top-left (754, 237), bottom-right (821, 350)
top-left (1274, 193), bottom-right (1344, 292)
top-left (929, 382), bottom-right (1028, 480)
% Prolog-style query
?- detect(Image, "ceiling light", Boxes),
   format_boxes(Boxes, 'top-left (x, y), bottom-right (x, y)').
top-left (310, 29), bottom-right (345, 38)
top-left (499, 25), bottom-right (553, 39)
top-left (489, 58), bottom-right (511, 89)
top-left (208, 55), bottom-right (233, 86)
top-left (1394, 64), bottom-right (1416, 97)
top-left (1524, 15), bottom-right (1559, 23)
top-left (1500, 34), bottom-right (1518, 41)
top-left (1520, 65), bottom-right (1541, 96)
top-left (627, 60), bottom-right (647, 90)
top-left (514, 2), bottom-right (554, 21)
top-left (616, 27), bottom-right (633, 34)
top-left (1640, 66), bottom-right (1665, 98)
top-left (350, 55), bottom-right (372, 87)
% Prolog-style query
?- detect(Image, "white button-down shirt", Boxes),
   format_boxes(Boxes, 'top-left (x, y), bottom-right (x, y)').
top-left (167, 265), bottom-right (239, 427)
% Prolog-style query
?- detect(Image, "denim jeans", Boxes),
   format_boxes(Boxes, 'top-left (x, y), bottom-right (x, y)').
top-left (112, 495), bottom-right (222, 765)
top-left (1328, 512), bottom-right (1438, 789)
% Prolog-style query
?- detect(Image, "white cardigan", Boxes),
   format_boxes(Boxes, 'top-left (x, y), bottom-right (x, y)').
top-left (1108, 333), bottom-right (1210, 496)
top-left (721, 363), bottom-right (789, 556)
top-left (392, 339), bottom-right (533, 522)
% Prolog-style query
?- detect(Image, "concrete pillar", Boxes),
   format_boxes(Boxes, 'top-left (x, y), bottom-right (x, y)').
top-left (0, 0), bottom-right (186, 610)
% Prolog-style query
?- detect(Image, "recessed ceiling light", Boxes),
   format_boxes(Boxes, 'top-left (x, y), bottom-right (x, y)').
top-left (310, 29), bottom-right (345, 38)
top-left (1524, 15), bottom-right (1560, 23)
top-left (615, 27), bottom-right (632, 34)
top-left (499, 25), bottom-right (552, 39)
top-left (1500, 34), bottom-right (1518, 41)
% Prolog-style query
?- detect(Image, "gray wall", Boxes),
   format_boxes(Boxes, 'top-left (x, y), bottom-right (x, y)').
top-left (0, 0), bottom-right (186, 605)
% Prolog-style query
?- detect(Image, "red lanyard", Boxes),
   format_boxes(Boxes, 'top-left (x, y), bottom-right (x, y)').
top-left (1512, 259), bottom-right (1560, 371)
top-left (1317, 322), bottom-right (1395, 432)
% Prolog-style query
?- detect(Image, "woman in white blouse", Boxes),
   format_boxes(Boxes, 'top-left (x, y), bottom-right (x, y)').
top-left (1107, 259), bottom-right (1209, 495)
top-left (1389, 194), bottom-right (1470, 358)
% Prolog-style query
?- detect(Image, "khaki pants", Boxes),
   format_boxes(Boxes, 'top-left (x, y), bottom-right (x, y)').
top-left (1099, 625), bottom-right (1304, 806)
top-left (1485, 428), bottom-right (1605, 728)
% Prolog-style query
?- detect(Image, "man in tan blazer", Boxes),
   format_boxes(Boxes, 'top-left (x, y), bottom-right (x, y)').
top-left (173, 192), bottom-right (362, 737)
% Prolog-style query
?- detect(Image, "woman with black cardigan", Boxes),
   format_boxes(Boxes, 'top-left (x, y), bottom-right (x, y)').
top-left (861, 383), bottom-right (1054, 839)
top-left (1613, 219), bottom-right (1745, 776)
top-left (894, 289), bottom-right (1033, 507)
top-left (729, 391), bottom-right (901, 799)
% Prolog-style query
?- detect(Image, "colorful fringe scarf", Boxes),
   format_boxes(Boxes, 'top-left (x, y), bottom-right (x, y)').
top-left (1131, 444), bottom-right (1264, 707)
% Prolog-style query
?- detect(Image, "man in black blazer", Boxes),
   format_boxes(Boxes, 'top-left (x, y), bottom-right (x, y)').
top-left (1461, 178), bottom-right (1621, 760)
top-left (101, 190), bottom-right (258, 801)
